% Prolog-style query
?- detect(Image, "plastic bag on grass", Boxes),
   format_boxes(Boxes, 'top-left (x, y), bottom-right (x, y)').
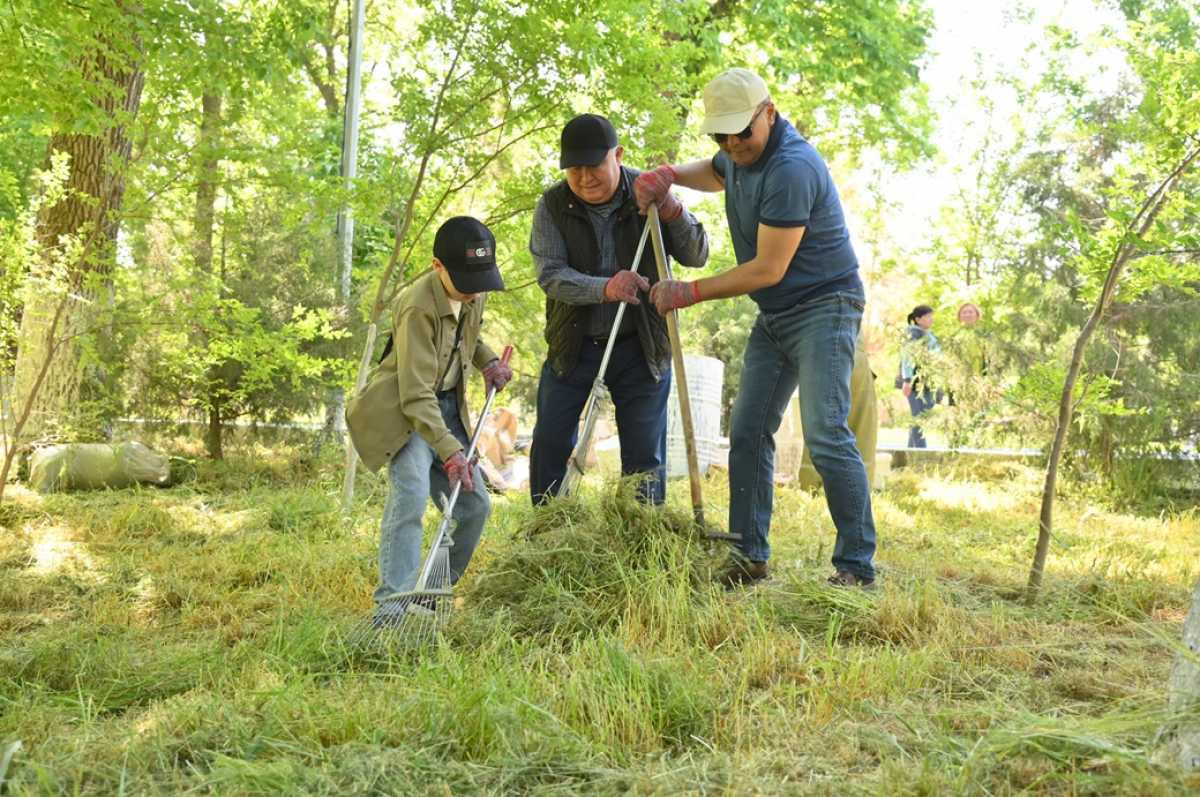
top-left (29, 442), bottom-right (170, 493)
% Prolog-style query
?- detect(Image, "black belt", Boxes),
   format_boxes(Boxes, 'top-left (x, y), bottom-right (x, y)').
top-left (587, 330), bottom-right (637, 346)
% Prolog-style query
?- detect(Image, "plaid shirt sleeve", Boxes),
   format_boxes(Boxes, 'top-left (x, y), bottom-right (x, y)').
top-left (530, 195), bottom-right (608, 305)
top-left (662, 206), bottom-right (709, 270)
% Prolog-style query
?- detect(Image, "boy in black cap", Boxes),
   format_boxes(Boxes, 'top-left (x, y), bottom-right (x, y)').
top-left (346, 216), bottom-right (511, 618)
top-left (528, 113), bottom-right (709, 505)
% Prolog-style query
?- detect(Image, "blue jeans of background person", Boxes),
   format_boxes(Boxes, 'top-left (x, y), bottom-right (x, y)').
top-left (728, 292), bottom-right (876, 579)
top-left (906, 387), bottom-right (938, 448)
top-left (374, 391), bottom-right (490, 606)
top-left (530, 335), bottom-right (671, 505)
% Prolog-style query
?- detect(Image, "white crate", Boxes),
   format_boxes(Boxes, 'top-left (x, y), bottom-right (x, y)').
top-left (666, 354), bottom-right (725, 479)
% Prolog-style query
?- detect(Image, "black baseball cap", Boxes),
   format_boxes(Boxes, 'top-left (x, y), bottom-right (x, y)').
top-left (433, 216), bottom-right (505, 294)
top-left (559, 113), bottom-right (618, 168)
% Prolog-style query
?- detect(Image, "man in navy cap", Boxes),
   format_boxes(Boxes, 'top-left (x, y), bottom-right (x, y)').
top-left (528, 113), bottom-right (709, 504)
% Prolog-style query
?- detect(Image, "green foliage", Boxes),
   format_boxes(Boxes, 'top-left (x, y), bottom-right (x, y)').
top-left (894, 0), bottom-right (1200, 488)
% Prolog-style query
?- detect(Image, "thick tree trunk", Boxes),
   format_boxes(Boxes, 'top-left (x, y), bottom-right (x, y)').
top-left (10, 34), bottom-right (144, 444)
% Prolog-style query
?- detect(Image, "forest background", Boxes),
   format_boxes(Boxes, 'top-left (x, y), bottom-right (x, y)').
top-left (0, 0), bottom-right (1196, 499)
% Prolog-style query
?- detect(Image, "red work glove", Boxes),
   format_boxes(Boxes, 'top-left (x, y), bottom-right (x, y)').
top-left (603, 270), bottom-right (650, 304)
top-left (482, 358), bottom-right (513, 393)
top-left (443, 450), bottom-right (475, 493)
top-left (649, 279), bottom-right (701, 314)
top-left (634, 165), bottom-right (683, 222)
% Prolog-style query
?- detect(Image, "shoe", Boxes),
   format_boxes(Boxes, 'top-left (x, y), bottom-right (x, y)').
top-left (827, 570), bottom-right (876, 590)
top-left (717, 557), bottom-right (769, 589)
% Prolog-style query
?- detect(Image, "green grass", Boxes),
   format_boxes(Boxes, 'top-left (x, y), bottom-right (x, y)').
top-left (1, 442), bottom-right (1198, 795)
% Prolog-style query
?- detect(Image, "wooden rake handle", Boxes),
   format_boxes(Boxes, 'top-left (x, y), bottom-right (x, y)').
top-left (646, 204), bottom-right (706, 529)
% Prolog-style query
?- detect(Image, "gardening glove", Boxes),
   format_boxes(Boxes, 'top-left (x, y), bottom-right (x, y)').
top-left (604, 270), bottom-right (650, 304)
top-left (443, 450), bottom-right (475, 493)
top-left (634, 165), bottom-right (683, 222)
top-left (649, 279), bottom-right (701, 314)
top-left (482, 358), bottom-right (513, 393)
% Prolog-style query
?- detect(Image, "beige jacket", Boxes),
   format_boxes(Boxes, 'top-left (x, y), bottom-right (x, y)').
top-left (346, 271), bottom-right (499, 472)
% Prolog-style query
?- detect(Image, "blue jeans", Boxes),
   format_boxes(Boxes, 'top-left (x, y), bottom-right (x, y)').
top-left (728, 292), bottom-right (876, 579)
top-left (530, 335), bottom-right (671, 505)
top-left (906, 387), bottom-right (938, 448)
top-left (374, 391), bottom-right (491, 605)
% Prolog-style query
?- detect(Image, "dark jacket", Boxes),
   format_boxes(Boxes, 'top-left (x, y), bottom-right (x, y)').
top-left (541, 167), bottom-right (681, 380)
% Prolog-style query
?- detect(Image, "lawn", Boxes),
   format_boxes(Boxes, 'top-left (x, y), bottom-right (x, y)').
top-left (2, 439), bottom-right (1198, 795)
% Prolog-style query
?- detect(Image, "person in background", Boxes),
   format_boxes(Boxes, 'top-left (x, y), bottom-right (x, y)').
top-left (800, 329), bottom-right (877, 489)
top-left (900, 304), bottom-right (941, 448)
top-left (955, 301), bottom-right (989, 378)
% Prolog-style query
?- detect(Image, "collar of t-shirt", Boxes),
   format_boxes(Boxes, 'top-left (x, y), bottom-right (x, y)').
top-left (747, 114), bottom-right (789, 171)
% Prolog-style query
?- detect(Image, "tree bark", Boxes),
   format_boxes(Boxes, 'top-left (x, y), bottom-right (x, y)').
top-left (205, 399), bottom-right (223, 462)
top-left (10, 29), bottom-right (145, 444)
top-left (1165, 579), bottom-right (1200, 771)
top-left (193, 91), bottom-right (225, 459)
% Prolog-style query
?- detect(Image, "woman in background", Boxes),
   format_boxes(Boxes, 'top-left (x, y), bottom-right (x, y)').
top-left (900, 304), bottom-right (941, 448)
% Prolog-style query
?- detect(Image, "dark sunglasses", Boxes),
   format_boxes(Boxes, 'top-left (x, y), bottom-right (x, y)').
top-left (711, 103), bottom-right (767, 145)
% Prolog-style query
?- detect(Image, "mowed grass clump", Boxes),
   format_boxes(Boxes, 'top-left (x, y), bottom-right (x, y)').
top-left (1, 441), bottom-right (1199, 794)
top-left (461, 480), bottom-right (713, 640)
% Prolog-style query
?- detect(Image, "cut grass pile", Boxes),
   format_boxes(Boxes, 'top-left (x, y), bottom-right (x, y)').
top-left (1, 442), bottom-right (1198, 795)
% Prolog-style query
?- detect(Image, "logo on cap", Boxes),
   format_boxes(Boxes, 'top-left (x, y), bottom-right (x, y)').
top-left (467, 245), bottom-right (492, 260)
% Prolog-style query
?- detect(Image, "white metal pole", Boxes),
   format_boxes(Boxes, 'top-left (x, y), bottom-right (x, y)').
top-left (339, 0), bottom-right (367, 510)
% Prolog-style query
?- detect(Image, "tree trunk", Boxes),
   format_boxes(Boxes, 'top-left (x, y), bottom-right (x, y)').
top-left (206, 401), bottom-right (224, 462)
top-left (10, 33), bottom-right (145, 444)
top-left (192, 91), bottom-right (227, 460)
top-left (1164, 579), bottom-right (1200, 771)
top-left (316, 0), bottom-right (365, 457)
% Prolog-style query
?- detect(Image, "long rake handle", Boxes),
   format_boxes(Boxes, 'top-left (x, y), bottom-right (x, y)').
top-left (558, 220), bottom-right (653, 497)
top-left (416, 344), bottom-right (513, 590)
top-left (647, 204), bottom-right (706, 528)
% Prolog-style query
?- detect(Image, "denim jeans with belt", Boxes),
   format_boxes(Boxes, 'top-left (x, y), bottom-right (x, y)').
top-left (374, 391), bottom-right (491, 605)
top-left (728, 292), bottom-right (877, 579)
top-left (530, 334), bottom-right (671, 505)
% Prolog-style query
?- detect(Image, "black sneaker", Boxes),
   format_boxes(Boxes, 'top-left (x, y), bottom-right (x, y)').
top-left (717, 557), bottom-right (769, 589)
top-left (827, 570), bottom-right (876, 590)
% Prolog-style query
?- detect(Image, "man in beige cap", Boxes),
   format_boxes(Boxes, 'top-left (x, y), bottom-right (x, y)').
top-left (633, 68), bottom-right (878, 589)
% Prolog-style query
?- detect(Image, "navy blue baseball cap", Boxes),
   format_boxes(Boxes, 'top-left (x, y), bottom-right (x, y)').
top-left (433, 216), bottom-right (505, 294)
top-left (559, 113), bottom-right (619, 168)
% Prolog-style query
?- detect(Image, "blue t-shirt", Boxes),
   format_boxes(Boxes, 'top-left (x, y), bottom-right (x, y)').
top-left (713, 116), bottom-right (862, 312)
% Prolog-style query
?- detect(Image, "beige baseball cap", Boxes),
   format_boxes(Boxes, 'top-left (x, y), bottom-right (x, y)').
top-left (701, 68), bottom-right (770, 134)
